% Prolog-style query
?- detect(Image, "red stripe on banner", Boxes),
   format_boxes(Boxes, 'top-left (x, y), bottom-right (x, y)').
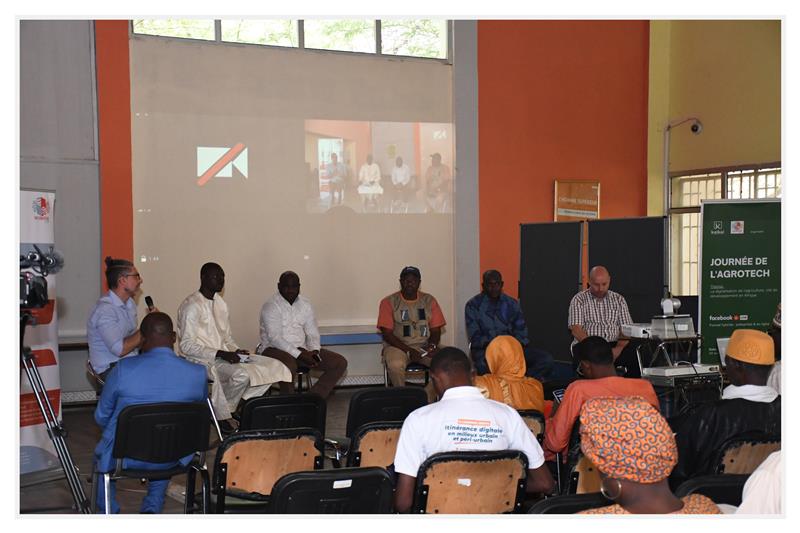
top-left (28, 349), bottom-right (57, 367)
top-left (27, 300), bottom-right (55, 325)
top-left (20, 390), bottom-right (61, 427)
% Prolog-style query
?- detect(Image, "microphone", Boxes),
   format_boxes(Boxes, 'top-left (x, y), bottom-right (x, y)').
top-left (145, 296), bottom-right (155, 312)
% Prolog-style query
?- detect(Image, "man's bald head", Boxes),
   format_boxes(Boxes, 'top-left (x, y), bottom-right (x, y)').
top-left (588, 265), bottom-right (611, 299)
top-left (140, 312), bottom-right (176, 352)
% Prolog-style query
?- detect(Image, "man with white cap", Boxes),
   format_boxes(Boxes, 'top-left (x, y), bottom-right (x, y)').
top-left (668, 328), bottom-right (781, 489)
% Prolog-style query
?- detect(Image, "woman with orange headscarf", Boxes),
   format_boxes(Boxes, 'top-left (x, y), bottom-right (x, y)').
top-left (474, 335), bottom-right (544, 412)
top-left (578, 396), bottom-right (721, 514)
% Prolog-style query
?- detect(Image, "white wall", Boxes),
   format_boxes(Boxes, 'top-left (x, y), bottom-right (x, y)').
top-left (20, 20), bottom-right (100, 398)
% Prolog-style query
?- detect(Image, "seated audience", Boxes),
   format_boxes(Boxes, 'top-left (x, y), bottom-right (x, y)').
top-left (177, 262), bottom-right (291, 433)
top-left (474, 335), bottom-right (544, 412)
top-left (578, 396), bottom-right (720, 515)
top-left (669, 328), bottom-right (780, 489)
top-left (94, 312), bottom-right (207, 513)
top-left (736, 450), bottom-right (782, 514)
top-left (543, 336), bottom-right (658, 461)
top-left (392, 347), bottom-right (554, 513)
top-left (465, 269), bottom-right (554, 380)
top-left (258, 271), bottom-right (348, 398)
top-left (378, 266), bottom-right (445, 401)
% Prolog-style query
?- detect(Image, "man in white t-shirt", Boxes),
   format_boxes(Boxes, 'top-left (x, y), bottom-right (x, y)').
top-left (392, 347), bottom-right (554, 513)
top-left (390, 156), bottom-right (412, 209)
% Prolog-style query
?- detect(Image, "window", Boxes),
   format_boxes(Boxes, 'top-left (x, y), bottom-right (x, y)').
top-left (221, 19), bottom-right (299, 47)
top-left (381, 19), bottom-right (448, 59)
top-left (132, 19), bottom-right (450, 61)
top-left (669, 164), bottom-right (781, 295)
top-left (132, 19), bottom-right (215, 40)
top-left (303, 19), bottom-right (376, 53)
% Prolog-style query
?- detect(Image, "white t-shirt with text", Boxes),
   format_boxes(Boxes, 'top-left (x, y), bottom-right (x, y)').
top-left (393, 385), bottom-right (545, 477)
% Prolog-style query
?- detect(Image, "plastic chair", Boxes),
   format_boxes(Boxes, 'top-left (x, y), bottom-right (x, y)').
top-left (239, 393), bottom-right (326, 434)
top-left (675, 474), bottom-right (750, 506)
top-left (412, 450), bottom-right (528, 514)
top-left (346, 421), bottom-right (403, 468)
top-left (383, 360), bottom-right (430, 387)
top-left (267, 467), bottom-right (394, 514)
top-left (91, 402), bottom-right (211, 514)
top-left (517, 410), bottom-right (545, 444)
top-left (713, 432), bottom-right (781, 475)
top-left (328, 387), bottom-right (427, 466)
top-left (212, 428), bottom-right (324, 513)
top-left (527, 492), bottom-right (611, 514)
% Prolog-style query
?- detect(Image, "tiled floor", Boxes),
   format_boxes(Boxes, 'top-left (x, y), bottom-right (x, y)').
top-left (19, 386), bottom-right (363, 514)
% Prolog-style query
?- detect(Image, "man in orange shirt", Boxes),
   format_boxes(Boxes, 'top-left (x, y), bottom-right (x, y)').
top-left (378, 266), bottom-right (446, 401)
top-left (543, 336), bottom-right (659, 461)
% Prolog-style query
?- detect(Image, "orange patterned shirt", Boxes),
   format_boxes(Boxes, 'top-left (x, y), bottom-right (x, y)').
top-left (579, 494), bottom-right (721, 514)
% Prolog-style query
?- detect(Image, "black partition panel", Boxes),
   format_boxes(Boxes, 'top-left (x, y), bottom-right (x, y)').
top-left (587, 217), bottom-right (666, 323)
top-left (519, 222), bottom-right (583, 362)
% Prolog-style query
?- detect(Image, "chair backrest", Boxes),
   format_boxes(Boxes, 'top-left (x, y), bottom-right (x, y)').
top-left (112, 402), bottom-right (210, 463)
top-left (714, 432), bottom-right (781, 475)
top-left (268, 467), bottom-right (394, 514)
top-left (528, 492), bottom-right (611, 514)
top-left (347, 421), bottom-right (403, 468)
top-left (413, 450), bottom-right (528, 514)
top-left (675, 474), bottom-right (750, 506)
top-left (345, 387), bottom-right (427, 437)
top-left (212, 428), bottom-right (324, 501)
top-left (517, 410), bottom-right (545, 442)
top-left (569, 455), bottom-right (602, 494)
top-left (239, 393), bottom-right (326, 434)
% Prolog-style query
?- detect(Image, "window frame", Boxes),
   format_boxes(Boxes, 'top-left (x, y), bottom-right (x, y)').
top-left (668, 161), bottom-right (782, 296)
top-left (129, 19), bottom-right (453, 64)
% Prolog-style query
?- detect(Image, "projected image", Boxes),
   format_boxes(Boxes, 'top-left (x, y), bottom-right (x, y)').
top-left (305, 120), bottom-right (454, 214)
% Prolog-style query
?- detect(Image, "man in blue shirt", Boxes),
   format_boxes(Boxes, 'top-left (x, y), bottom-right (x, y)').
top-left (87, 257), bottom-right (154, 380)
top-left (94, 312), bottom-right (207, 513)
top-left (465, 270), bottom-right (554, 380)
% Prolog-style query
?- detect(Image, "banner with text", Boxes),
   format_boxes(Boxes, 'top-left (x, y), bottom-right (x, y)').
top-left (699, 200), bottom-right (780, 364)
top-left (20, 189), bottom-right (62, 476)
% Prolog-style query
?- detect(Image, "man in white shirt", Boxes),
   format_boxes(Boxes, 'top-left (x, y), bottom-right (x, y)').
top-left (392, 347), bottom-right (554, 513)
top-left (259, 271), bottom-right (348, 399)
top-left (177, 262), bottom-right (292, 431)
top-left (390, 156), bottom-right (412, 209)
top-left (357, 154), bottom-right (383, 210)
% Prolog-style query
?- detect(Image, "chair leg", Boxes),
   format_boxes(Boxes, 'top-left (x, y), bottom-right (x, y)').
top-left (200, 468), bottom-right (211, 514)
top-left (185, 470), bottom-right (196, 514)
top-left (103, 473), bottom-right (112, 515)
top-left (90, 469), bottom-right (98, 514)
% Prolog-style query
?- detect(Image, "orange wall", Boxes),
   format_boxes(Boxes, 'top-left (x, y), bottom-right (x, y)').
top-left (477, 20), bottom-right (650, 297)
top-left (95, 21), bottom-right (133, 290)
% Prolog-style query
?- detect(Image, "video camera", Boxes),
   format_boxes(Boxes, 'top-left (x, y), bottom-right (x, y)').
top-left (20, 245), bottom-right (63, 309)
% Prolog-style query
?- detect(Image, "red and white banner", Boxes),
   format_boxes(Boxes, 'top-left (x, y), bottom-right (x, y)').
top-left (20, 190), bottom-right (62, 476)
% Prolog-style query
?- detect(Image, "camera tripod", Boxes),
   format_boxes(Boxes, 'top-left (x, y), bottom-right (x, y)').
top-left (21, 312), bottom-right (91, 514)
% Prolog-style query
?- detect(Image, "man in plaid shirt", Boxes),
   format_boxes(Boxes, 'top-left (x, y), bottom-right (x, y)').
top-left (568, 266), bottom-right (632, 362)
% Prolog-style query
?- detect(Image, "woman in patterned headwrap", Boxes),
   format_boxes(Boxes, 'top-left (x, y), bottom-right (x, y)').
top-left (578, 396), bottom-right (720, 514)
top-left (474, 335), bottom-right (544, 412)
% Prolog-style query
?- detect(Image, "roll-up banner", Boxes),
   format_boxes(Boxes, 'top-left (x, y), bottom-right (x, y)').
top-left (699, 199), bottom-right (781, 364)
top-left (20, 189), bottom-right (62, 479)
